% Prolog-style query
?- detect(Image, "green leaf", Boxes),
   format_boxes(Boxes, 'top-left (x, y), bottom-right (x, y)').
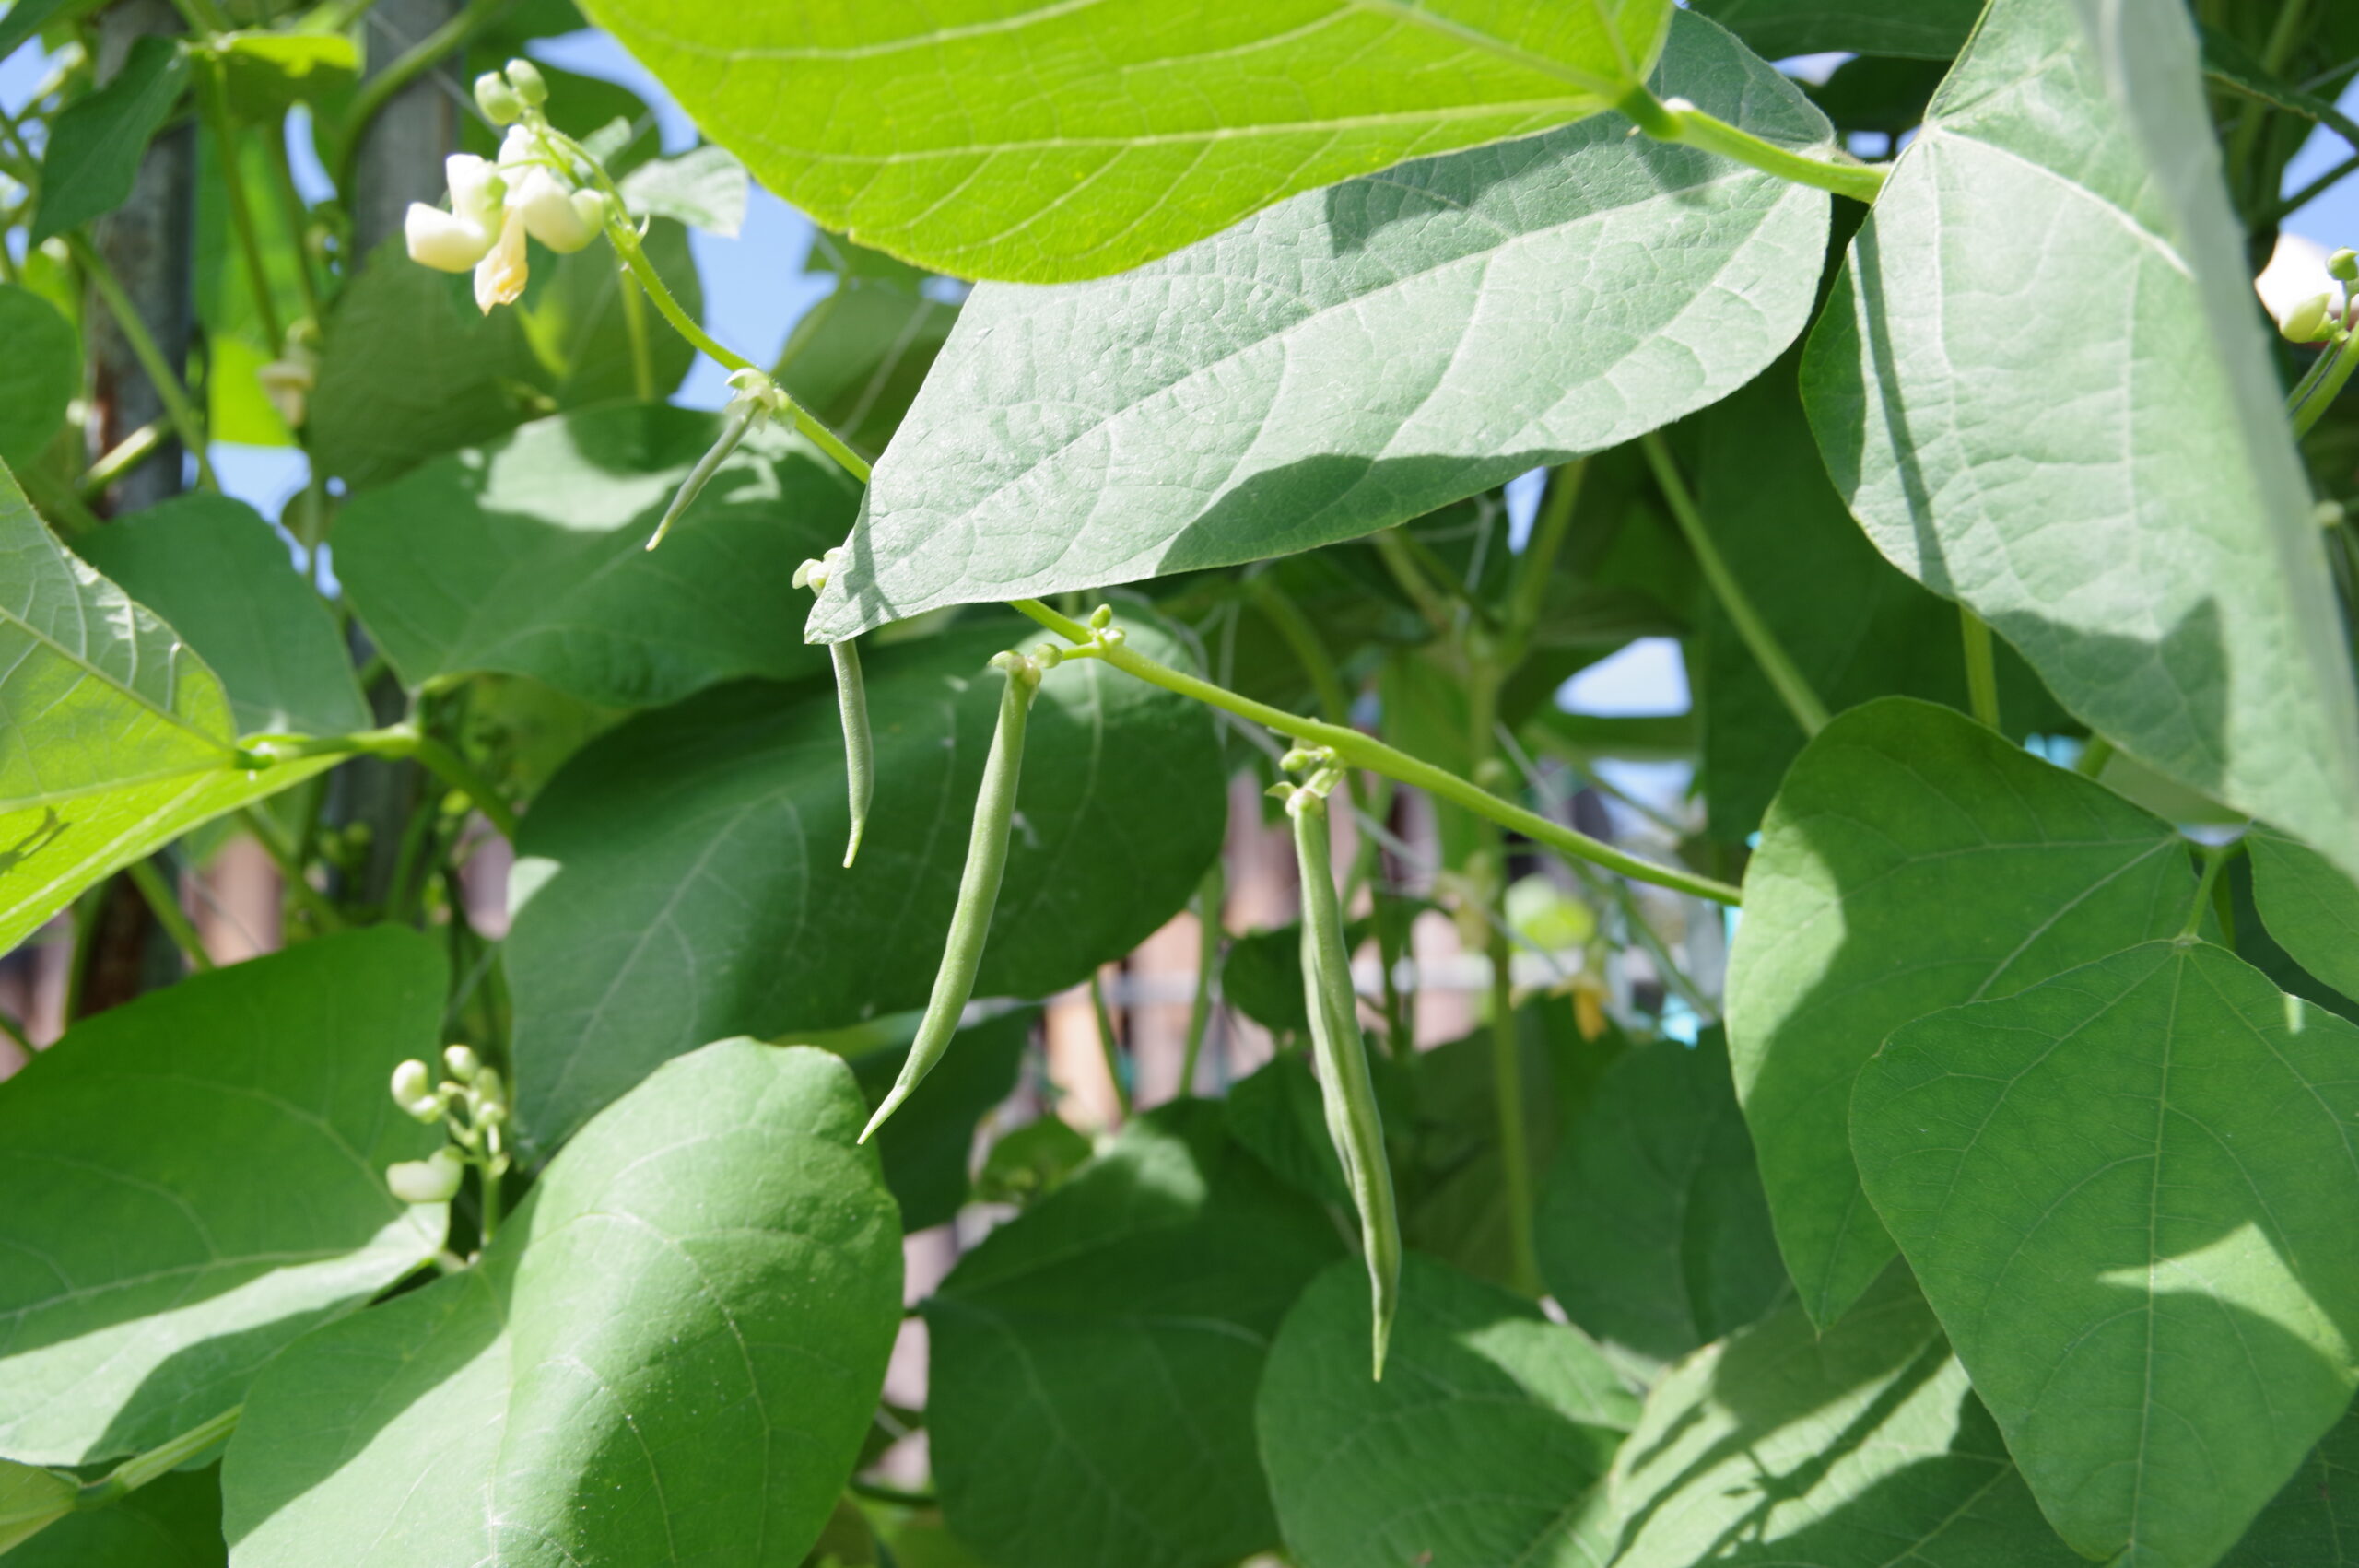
top-left (1398, 1005), bottom-right (1623, 1291)
top-left (336, 407), bottom-right (857, 709)
top-left (1223, 1050), bottom-right (1355, 1208)
top-left (1605, 1265), bottom-right (2082, 1567)
top-left (848, 1007), bottom-right (1032, 1232)
top-left (973, 1112), bottom-right (1093, 1207)
top-left (1802, 0), bottom-right (2359, 883)
top-left (1218, 915), bottom-right (1372, 1038)
top-left (807, 11), bottom-right (1831, 638)
top-left (0, 465), bottom-right (334, 955)
top-left (1851, 942), bottom-right (2359, 1568)
top-left (7, 1467), bottom-right (225, 1567)
top-left (576, 0), bottom-right (1675, 283)
top-left (0, 929), bottom-right (450, 1465)
top-left (618, 144), bottom-right (747, 237)
top-left (1725, 697), bottom-right (2191, 1328)
top-left (1257, 1253), bottom-right (1635, 1568)
top-left (0, 1458), bottom-right (77, 1554)
top-left (1689, 0), bottom-right (1978, 59)
top-left (923, 1101), bottom-right (1343, 1568)
top-left (2248, 828), bottom-right (2359, 1007)
top-left (1694, 356), bottom-right (2064, 841)
top-left (29, 36), bottom-right (188, 245)
top-left (0, 0), bottom-right (70, 64)
top-left (1534, 1030), bottom-right (1788, 1372)
top-left (2223, 1401), bottom-right (2359, 1567)
top-left (0, 285), bottom-right (77, 470)
top-left (223, 1040), bottom-right (903, 1568)
top-left (72, 497), bottom-right (368, 738)
top-left (307, 239), bottom-right (546, 490)
top-left (505, 618), bottom-right (1226, 1153)
top-left (213, 32), bottom-right (355, 118)
top-left (775, 237), bottom-right (959, 463)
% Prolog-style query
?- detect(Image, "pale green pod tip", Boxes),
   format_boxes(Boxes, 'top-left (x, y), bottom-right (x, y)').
top-left (832, 639), bottom-right (874, 869)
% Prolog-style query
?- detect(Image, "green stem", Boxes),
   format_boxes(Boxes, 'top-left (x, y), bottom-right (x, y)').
top-left (237, 806), bottom-right (346, 931)
top-left (2290, 328), bottom-right (2359, 437)
top-left (1959, 604), bottom-right (2002, 730)
top-left (832, 640), bottom-right (874, 868)
top-left (333, 0), bottom-right (513, 193)
top-left (77, 1406), bottom-right (240, 1509)
top-left (1640, 433), bottom-right (1829, 736)
top-left (1179, 859), bottom-right (1222, 1096)
top-left (2076, 734), bottom-right (2116, 778)
top-left (619, 263), bottom-right (656, 403)
top-left (1250, 574), bottom-right (1353, 725)
top-left (1089, 969), bottom-right (1132, 1120)
top-left (849, 1478), bottom-right (938, 1509)
top-left (260, 134), bottom-right (323, 320)
top-left (0, 1004), bottom-right (32, 1057)
top-left (1502, 459), bottom-right (1584, 663)
top-left (1465, 659), bottom-right (1540, 1299)
top-left (478, 1162), bottom-right (504, 1244)
top-left (1371, 527), bottom-right (1457, 635)
top-left (125, 858), bottom-right (215, 972)
top-left (2179, 840), bottom-right (2244, 942)
top-left (195, 56), bottom-right (282, 351)
top-left (76, 419), bottom-right (168, 500)
top-left (1009, 600), bottom-right (1744, 907)
top-left (1618, 83), bottom-right (1888, 203)
top-left (67, 234), bottom-right (217, 492)
top-left (260, 725), bottom-right (520, 839)
top-left (2273, 151), bottom-right (2359, 221)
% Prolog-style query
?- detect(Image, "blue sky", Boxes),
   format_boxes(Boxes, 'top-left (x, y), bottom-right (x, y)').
top-left (5, 26), bottom-right (2356, 725)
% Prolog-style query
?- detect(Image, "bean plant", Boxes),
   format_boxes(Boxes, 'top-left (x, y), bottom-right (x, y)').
top-left (2, 0), bottom-right (2358, 1564)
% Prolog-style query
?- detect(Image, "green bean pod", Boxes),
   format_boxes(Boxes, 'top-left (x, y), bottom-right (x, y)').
top-left (644, 399), bottom-right (756, 551)
top-left (832, 638), bottom-right (874, 868)
top-left (1291, 787), bottom-right (1402, 1378)
top-left (860, 653), bottom-right (1039, 1143)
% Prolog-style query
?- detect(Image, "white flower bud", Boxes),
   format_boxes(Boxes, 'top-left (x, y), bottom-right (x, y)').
top-left (444, 154), bottom-right (504, 232)
top-left (442, 1044), bottom-right (480, 1082)
top-left (2281, 290), bottom-right (2336, 344)
top-left (513, 169), bottom-right (601, 253)
top-left (405, 203), bottom-right (492, 272)
top-left (474, 208), bottom-right (531, 314)
top-left (505, 58), bottom-right (547, 105)
top-left (496, 125), bottom-right (539, 170)
top-left (386, 1147), bottom-right (465, 1205)
top-left (391, 1059), bottom-right (437, 1117)
top-left (474, 71), bottom-right (523, 125)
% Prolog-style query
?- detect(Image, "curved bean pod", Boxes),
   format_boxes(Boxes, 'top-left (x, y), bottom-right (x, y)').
top-left (644, 399), bottom-right (756, 551)
top-left (832, 639), bottom-right (874, 867)
top-left (861, 653), bottom-right (1040, 1142)
top-left (1291, 787), bottom-right (1402, 1378)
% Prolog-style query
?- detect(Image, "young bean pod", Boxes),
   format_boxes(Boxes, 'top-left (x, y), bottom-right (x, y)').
top-left (1290, 784), bottom-right (1402, 1379)
top-left (861, 651), bottom-right (1041, 1142)
top-left (644, 398), bottom-right (757, 551)
top-left (832, 639), bottom-right (874, 867)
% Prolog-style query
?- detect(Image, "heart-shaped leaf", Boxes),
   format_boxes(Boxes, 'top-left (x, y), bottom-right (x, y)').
top-left (1534, 1030), bottom-right (1788, 1371)
top-left (0, 929), bottom-right (449, 1464)
top-left (223, 1040), bottom-right (903, 1568)
top-left (924, 1102), bottom-right (1341, 1568)
top-left (73, 497), bottom-right (369, 738)
top-left (504, 618), bottom-right (1226, 1152)
top-left (1802, 0), bottom-right (2359, 882)
top-left (7, 1465), bottom-right (225, 1566)
top-left (2246, 828), bottom-right (2359, 1007)
top-left (336, 407), bottom-right (860, 709)
top-left (1257, 1253), bottom-right (1636, 1568)
top-left (0, 467), bottom-right (336, 953)
top-left (807, 11), bottom-right (1831, 638)
top-left (1726, 697), bottom-right (2190, 1327)
top-left (1605, 1265), bottom-right (2082, 1566)
top-left (576, 0), bottom-right (1674, 282)
top-left (2224, 1402), bottom-right (2359, 1567)
top-left (1852, 942), bottom-right (2359, 1567)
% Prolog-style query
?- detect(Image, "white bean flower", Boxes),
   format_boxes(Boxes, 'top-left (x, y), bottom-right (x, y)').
top-left (402, 131), bottom-right (607, 314)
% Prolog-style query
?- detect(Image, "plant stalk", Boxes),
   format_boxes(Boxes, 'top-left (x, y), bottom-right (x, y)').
top-left (1959, 604), bottom-right (2002, 730)
top-left (1640, 432), bottom-right (1829, 736)
top-left (77, 1406), bottom-right (240, 1509)
top-left (1619, 83), bottom-right (1888, 203)
top-left (1008, 600), bottom-right (1744, 907)
top-left (66, 233), bottom-right (217, 492)
top-left (124, 858), bottom-right (214, 972)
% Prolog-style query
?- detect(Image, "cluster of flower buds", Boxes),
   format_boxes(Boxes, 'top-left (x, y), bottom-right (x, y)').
top-left (403, 59), bottom-right (607, 314)
top-left (384, 1044), bottom-right (511, 1206)
top-left (2281, 246), bottom-right (2359, 344)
